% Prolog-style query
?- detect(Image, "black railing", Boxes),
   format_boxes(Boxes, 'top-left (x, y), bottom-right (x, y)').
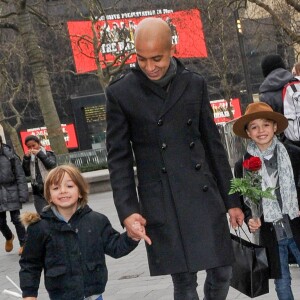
top-left (56, 148), bottom-right (107, 171)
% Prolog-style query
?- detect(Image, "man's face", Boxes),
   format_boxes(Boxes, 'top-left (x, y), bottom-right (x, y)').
top-left (136, 39), bottom-right (175, 81)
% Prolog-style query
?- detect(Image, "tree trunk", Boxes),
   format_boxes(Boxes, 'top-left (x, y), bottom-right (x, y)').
top-left (14, 1), bottom-right (68, 154)
top-left (0, 114), bottom-right (24, 158)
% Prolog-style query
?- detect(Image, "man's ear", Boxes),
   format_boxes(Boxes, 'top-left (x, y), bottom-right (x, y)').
top-left (273, 122), bottom-right (278, 133)
top-left (170, 44), bottom-right (176, 56)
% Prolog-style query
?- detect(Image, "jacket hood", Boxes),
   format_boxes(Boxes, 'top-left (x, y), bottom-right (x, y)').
top-left (259, 68), bottom-right (293, 93)
top-left (20, 211), bottom-right (41, 227)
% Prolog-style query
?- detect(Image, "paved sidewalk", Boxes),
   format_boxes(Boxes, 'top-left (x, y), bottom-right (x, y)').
top-left (0, 191), bottom-right (300, 299)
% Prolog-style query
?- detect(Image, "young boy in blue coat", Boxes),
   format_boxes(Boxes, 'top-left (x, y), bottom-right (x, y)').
top-left (233, 102), bottom-right (300, 300)
top-left (19, 165), bottom-right (140, 300)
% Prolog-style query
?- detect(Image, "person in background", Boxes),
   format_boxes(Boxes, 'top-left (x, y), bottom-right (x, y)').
top-left (19, 165), bottom-right (139, 300)
top-left (259, 54), bottom-right (294, 114)
top-left (106, 17), bottom-right (244, 300)
top-left (0, 136), bottom-right (28, 255)
top-left (22, 135), bottom-right (56, 214)
top-left (233, 102), bottom-right (300, 300)
top-left (292, 62), bottom-right (300, 77)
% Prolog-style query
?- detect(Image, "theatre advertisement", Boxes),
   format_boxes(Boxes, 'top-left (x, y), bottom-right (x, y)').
top-left (20, 124), bottom-right (78, 152)
top-left (210, 98), bottom-right (242, 124)
top-left (67, 8), bottom-right (207, 74)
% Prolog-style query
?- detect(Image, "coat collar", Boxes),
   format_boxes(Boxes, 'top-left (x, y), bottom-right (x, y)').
top-left (132, 58), bottom-right (192, 117)
top-left (41, 204), bottom-right (92, 231)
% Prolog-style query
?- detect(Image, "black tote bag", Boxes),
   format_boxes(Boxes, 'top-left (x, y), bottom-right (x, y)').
top-left (230, 231), bottom-right (269, 298)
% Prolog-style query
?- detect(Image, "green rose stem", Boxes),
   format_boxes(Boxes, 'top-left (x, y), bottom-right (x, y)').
top-left (229, 162), bottom-right (276, 245)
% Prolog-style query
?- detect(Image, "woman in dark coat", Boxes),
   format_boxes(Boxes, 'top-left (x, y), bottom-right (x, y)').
top-left (0, 136), bottom-right (28, 255)
top-left (22, 135), bottom-right (56, 214)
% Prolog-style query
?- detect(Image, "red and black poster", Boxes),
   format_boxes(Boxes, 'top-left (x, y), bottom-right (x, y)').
top-left (20, 124), bottom-right (78, 151)
top-left (210, 98), bottom-right (242, 124)
top-left (67, 8), bottom-right (207, 74)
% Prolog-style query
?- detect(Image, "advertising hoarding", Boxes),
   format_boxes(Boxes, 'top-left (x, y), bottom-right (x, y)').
top-left (210, 98), bottom-right (242, 124)
top-left (67, 8), bottom-right (207, 73)
top-left (20, 124), bottom-right (78, 152)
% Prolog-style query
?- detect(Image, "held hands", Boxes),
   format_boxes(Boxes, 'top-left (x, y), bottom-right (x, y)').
top-left (124, 213), bottom-right (152, 245)
top-left (228, 208), bottom-right (244, 229)
top-left (248, 218), bottom-right (261, 233)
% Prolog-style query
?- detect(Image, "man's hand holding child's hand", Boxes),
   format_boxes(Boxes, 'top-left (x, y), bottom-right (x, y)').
top-left (124, 213), bottom-right (152, 245)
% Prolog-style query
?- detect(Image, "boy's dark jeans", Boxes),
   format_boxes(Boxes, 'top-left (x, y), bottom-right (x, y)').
top-left (0, 210), bottom-right (26, 246)
top-left (171, 265), bottom-right (232, 300)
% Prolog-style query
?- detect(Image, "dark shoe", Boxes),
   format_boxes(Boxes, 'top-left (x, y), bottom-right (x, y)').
top-left (5, 234), bottom-right (14, 252)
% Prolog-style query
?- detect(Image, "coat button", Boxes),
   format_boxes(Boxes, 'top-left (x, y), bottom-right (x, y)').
top-left (203, 185), bottom-right (209, 192)
top-left (161, 167), bottom-right (167, 173)
top-left (195, 163), bottom-right (201, 170)
top-left (187, 119), bottom-right (193, 125)
top-left (157, 119), bottom-right (163, 126)
top-left (189, 142), bottom-right (195, 148)
top-left (161, 143), bottom-right (167, 150)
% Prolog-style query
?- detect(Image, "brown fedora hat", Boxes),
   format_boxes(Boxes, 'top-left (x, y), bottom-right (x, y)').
top-left (233, 102), bottom-right (288, 139)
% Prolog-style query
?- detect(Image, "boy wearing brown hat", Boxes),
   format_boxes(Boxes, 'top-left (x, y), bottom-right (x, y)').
top-left (233, 102), bottom-right (300, 300)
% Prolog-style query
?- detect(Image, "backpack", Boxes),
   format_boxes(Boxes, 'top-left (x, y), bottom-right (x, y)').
top-left (282, 78), bottom-right (300, 141)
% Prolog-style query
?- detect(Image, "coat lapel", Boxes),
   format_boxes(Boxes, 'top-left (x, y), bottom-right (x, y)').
top-left (131, 59), bottom-right (192, 117)
top-left (132, 69), bottom-right (168, 100)
top-left (159, 70), bottom-right (192, 118)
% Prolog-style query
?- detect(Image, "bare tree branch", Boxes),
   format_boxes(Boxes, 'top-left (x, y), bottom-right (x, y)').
top-left (0, 12), bottom-right (17, 18)
top-left (286, 0), bottom-right (300, 12)
top-left (248, 0), bottom-right (300, 44)
top-left (0, 23), bottom-right (19, 31)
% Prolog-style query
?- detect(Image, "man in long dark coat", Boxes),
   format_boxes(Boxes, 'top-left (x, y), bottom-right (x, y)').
top-left (105, 17), bottom-right (244, 300)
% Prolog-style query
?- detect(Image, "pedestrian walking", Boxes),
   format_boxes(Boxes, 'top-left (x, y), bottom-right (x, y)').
top-left (233, 102), bottom-right (300, 300)
top-left (0, 136), bottom-right (28, 255)
top-left (259, 54), bottom-right (293, 115)
top-left (106, 17), bottom-right (244, 300)
top-left (22, 135), bottom-right (56, 214)
top-left (19, 164), bottom-right (139, 300)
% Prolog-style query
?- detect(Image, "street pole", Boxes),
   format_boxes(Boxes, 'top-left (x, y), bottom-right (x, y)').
top-left (233, 9), bottom-right (253, 103)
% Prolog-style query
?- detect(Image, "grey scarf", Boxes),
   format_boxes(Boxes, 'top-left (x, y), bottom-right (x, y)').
top-left (247, 137), bottom-right (299, 222)
top-left (153, 57), bottom-right (177, 88)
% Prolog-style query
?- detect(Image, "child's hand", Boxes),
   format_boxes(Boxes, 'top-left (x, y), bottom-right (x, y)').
top-left (130, 222), bottom-right (143, 241)
top-left (248, 218), bottom-right (261, 233)
top-left (30, 149), bottom-right (40, 155)
top-left (124, 213), bottom-right (152, 245)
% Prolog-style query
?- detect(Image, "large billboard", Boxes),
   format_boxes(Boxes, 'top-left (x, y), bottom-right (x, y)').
top-left (67, 8), bottom-right (207, 74)
top-left (20, 124), bottom-right (78, 152)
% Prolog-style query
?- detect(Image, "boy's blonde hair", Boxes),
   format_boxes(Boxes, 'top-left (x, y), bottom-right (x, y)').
top-left (44, 164), bottom-right (89, 207)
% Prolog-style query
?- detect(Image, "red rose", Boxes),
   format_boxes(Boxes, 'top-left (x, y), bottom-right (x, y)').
top-left (242, 156), bottom-right (262, 172)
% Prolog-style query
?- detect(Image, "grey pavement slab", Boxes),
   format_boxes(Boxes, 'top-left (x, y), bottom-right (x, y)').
top-left (0, 191), bottom-right (299, 299)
